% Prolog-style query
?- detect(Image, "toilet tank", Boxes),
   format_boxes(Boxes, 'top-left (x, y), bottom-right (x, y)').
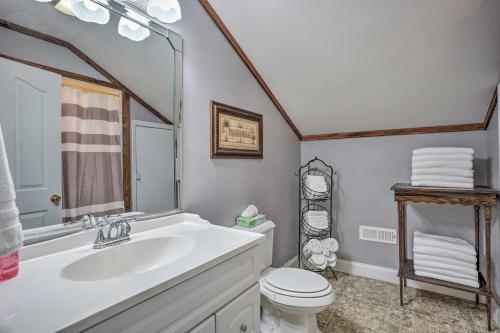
top-left (233, 220), bottom-right (275, 273)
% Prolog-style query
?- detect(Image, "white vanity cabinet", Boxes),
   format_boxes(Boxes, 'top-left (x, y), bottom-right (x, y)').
top-left (215, 283), bottom-right (260, 333)
top-left (84, 248), bottom-right (261, 333)
top-left (189, 316), bottom-right (215, 333)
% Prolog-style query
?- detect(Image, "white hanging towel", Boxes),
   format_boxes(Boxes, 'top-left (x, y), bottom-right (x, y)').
top-left (0, 124), bottom-right (23, 257)
top-left (412, 147), bottom-right (474, 156)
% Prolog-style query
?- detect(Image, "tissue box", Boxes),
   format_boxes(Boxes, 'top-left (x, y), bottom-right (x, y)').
top-left (236, 214), bottom-right (266, 228)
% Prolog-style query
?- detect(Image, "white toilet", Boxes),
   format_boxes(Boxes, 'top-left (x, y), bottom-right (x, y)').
top-left (235, 221), bottom-right (335, 333)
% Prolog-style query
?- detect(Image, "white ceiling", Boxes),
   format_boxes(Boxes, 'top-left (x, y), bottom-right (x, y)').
top-left (208, 0), bottom-right (500, 135)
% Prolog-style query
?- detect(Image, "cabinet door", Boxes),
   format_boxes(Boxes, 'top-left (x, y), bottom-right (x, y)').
top-left (189, 316), bottom-right (215, 333)
top-left (215, 283), bottom-right (260, 333)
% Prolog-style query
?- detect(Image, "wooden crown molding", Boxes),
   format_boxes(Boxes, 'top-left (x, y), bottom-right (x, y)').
top-left (302, 123), bottom-right (485, 141)
top-left (198, 0), bottom-right (302, 140)
top-left (0, 19), bottom-right (172, 125)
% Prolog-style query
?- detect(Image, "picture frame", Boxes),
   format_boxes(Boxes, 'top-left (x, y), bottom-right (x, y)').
top-left (210, 101), bottom-right (263, 159)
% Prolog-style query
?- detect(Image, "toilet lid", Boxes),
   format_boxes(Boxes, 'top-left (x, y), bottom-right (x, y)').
top-left (263, 268), bottom-right (330, 293)
top-left (261, 279), bottom-right (332, 298)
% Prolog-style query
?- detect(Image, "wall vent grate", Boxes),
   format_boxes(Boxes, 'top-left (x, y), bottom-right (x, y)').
top-left (359, 226), bottom-right (397, 244)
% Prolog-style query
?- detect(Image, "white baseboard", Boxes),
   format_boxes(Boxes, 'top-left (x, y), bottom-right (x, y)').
top-left (283, 256), bottom-right (499, 327)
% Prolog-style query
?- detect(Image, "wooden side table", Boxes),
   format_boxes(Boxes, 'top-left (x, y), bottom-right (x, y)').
top-left (391, 183), bottom-right (498, 331)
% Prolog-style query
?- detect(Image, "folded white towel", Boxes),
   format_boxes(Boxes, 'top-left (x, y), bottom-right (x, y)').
top-left (413, 147), bottom-right (474, 156)
top-left (0, 124), bottom-right (22, 257)
top-left (414, 264), bottom-right (477, 280)
top-left (411, 175), bottom-right (473, 184)
top-left (413, 253), bottom-right (477, 270)
top-left (304, 210), bottom-right (328, 217)
top-left (414, 270), bottom-right (479, 288)
top-left (414, 231), bottom-right (471, 246)
top-left (321, 238), bottom-right (339, 253)
top-left (241, 205), bottom-right (258, 218)
top-left (414, 245), bottom-right (476, 264)
top-left (305, 216), bottom-right (329, 230)
top-left (413, 260), bottom-right (478, 278)
top-left (412, 160), bottom-right (473, 170)
top-left (412, 154), bottom-right (473, 163)
top-left (411, 180), bottom-right (473, 189)
top-left (305, 175), bottom-right (328, 193)
top-left (414, 236), bottom-right (475, 256)
top-left (412, 168), bottom-right (474, 178)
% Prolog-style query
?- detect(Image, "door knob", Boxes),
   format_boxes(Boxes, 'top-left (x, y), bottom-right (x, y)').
top-left (50, 194), bottom-right (62, 205)
top-left (240, 324), bottom-right (248, 332)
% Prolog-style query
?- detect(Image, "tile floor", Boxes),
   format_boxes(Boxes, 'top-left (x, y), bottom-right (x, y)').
top-left (316, 272), bottom-right (499, 333)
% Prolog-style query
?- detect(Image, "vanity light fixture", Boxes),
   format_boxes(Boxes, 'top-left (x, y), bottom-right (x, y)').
top-left (69, 0), bottom-right (110, 25)
top-left (118, 9), bottom-right (150, 42)
top-left (54, 0), bottom-right (76, 16)
top-left (147, 0), bottom-right (181, 24)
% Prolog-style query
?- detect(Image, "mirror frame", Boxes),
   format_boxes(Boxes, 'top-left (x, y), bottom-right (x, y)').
top-left (0, 0), bottom-right (184, 244)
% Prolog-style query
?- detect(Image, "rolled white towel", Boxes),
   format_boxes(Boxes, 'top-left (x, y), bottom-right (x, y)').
top-left (321, 238), bottom-right (339, 253)
top-left (413, 147), bottom-right (474, 156)
top-left (412, 168), bottom-right (474, 178)
top-left (411, 180), bottom-right (473, 189)
top-left (411, 175), bottom-right (473, 184)
top-left (413, 253), bottom-right (477, 270)
top-left (309, 253), bottom-right (327, 270)
top-left (412, 154), bottom-right (473, 163)
top-left (241, 205), bottom-right (258, 218)
top-left (413, 260), bottom-right (478, 278)
top-left (326, 252), bottom-right (337, 264)
top-left (412, 160), bottom-right (473, 170)
top-left (414, 270), bottom-right (479, 288)
top-left (414, 237), bottom-right (475, 256)
top-left (413, 245), bottom-right (477, 264)
top-left (303, 239), bottom-right (323, 257)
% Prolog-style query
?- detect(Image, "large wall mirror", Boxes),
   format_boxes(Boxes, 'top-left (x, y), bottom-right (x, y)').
top-left (0, 0), bottom-right (182, 235)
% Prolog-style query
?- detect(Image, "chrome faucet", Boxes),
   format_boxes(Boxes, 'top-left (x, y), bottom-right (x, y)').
top-left (93, 218), bottom-right (132, 249)
top-left (81, 214), bottom-right (98, 230)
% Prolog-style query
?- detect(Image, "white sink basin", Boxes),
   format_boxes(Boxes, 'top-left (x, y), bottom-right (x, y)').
top-left (61, 237), bottom-right (195, 281)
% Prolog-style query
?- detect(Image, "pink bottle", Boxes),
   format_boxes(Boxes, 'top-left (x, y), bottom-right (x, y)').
top-left (0, 250), bottom-right (19, 281)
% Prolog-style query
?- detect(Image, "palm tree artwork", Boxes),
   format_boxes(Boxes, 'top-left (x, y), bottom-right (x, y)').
top-left (222, 119), bottom-right (231, 142)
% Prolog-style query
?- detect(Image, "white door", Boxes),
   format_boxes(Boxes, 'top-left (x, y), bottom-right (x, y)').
top-left (132, 121), bottom-right (175, 213)
top-left (0, 58), bottom-right (62, 229)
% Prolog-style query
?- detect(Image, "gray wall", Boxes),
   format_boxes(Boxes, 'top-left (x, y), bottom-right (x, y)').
top-left (170, 0), bottom-right (301, 266)
top-left (302, 131), bottom-right (488, 268)
top-left (486, 103), bottom-right (500, 302)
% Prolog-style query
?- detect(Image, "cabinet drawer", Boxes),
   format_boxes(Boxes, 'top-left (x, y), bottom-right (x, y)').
top-left (189, 316), bottom-right (215, 333)
top-left (215, 283), bottom-right (260, 333)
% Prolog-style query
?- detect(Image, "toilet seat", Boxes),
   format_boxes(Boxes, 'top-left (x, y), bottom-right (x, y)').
top-left (260, 268), bottom-right (335, 309)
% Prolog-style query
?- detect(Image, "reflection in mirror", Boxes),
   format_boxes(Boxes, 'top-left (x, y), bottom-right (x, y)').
top-left (0, 0), bottom-right (181, 231)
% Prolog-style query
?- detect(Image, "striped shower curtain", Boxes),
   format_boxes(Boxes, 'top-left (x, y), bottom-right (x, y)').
top-left (61, 87), bottom-right (125, 223)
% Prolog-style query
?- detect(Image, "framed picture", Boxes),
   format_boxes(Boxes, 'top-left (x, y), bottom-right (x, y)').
top-left (211, 101), bottom-right (263, 159)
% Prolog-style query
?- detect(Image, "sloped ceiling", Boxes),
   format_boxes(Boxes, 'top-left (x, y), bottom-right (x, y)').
top-left (207, 0), bottom-right (500, 136)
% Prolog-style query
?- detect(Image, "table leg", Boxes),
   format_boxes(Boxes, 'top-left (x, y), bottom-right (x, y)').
top-left (474, 205), bottom-right (480, 305)
top-left (485, 206), bottom-right (492, 331)
top-left (397, 200), bottom-right (406, 306)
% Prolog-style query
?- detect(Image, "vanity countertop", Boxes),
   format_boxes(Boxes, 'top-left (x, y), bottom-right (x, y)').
top-left (0, 213), bottom-right (264, 333)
